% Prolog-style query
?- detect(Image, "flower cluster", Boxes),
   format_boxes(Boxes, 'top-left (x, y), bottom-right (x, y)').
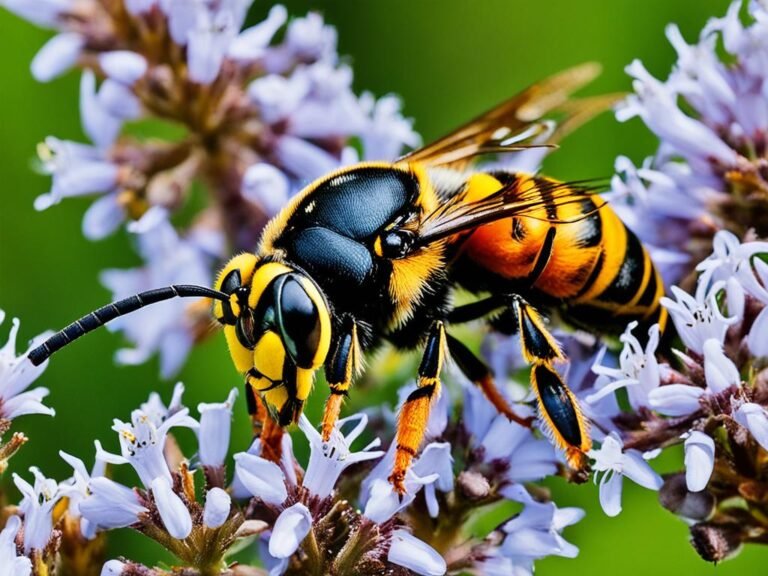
top-left (4, 0), bottom-right (419, 376)
top-left (0, 311), bottom-right (53, 477)
top-left (606, 0), bottom-right (768, 284)
top-left (580, 229), bottom-right (768, 561)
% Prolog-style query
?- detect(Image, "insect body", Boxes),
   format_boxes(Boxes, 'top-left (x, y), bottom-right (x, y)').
top-left (28, 64), bottom-right (666, 492)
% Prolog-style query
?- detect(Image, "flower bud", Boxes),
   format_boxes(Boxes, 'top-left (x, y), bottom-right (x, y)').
top-left (689, 522), bottom-right (742, 563)
top-left (659, 473), bottom-right (715, 521)
top-left (457, 471), bottom-right (490, 500)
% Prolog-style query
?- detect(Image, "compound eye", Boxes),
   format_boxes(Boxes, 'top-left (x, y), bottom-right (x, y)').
top-left (221, 269), bottom-right (242, 295)
top-left (235, 308), bottom-right (258, 349)
top-left (276, 276), bottom-right (321, 368)
top-left (380, 229), bottom-right (415, 259)
top-left (218, 269), bottom-right (242, 325)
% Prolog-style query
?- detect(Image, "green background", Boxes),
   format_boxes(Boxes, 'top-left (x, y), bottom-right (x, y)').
top-left (2, 0), bottom-right (763, 574)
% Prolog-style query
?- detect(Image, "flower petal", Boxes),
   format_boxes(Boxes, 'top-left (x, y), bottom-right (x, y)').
top-left (599, 472), bottom-right (623, 517)
top-left (233, 453), bottom-right (288, 505)
top-left (648, 384), bottom-right (704, 416)
top-left (269, 503), bottom-right (312, 559)
top-left (150, 476), bottom-right (192, 539)
top-left (684, 431), bottom-right (715, 492)
top-left (203, 487), bottom-right (231, 529)
top-left (388, 529), bottom-right (446, 576)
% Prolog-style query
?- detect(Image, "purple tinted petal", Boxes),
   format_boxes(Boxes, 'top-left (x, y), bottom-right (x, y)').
top-left (388, 530), bottom-right (446, 576)
top-left (31, 33), bottom-right (83, 82)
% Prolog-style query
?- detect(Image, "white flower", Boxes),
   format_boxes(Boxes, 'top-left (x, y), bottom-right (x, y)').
top-left (34, 135), bottom-right (119, 210)
top-left (648, 338), bottom-right (740, 416)
top-left (232, 452), bottom-right (289, 506)
top-left (98, 51), bottom-right (148, 85)
top-left (59, 451), bottom-right (107, 539)
top-left (100, 221), bottom-right (218, 377)
top-left (241, 163), bottom-right (291, 217)
top-left (2, 0), bottom-right (74, 27)
top-left (388, 529), bottom-right (447, 576)
top-left (0, 516), bottom-right (31, 576)
top-left (96, 408), bottom-right (198, 488)
top-left (618, 59), bottom-right (737, 166)
top-left (477, 484), bottom-right (583, 576)
top-left (202, 487), bottom-right (231, 529)
top-left (300, 412), bottom-right (384, 500)
top-left (661, 283), bottom-right (736, 355)
top-left (80, 70), bottom-right (123, 149)
top-left (462, 383), bottom-right (557, 483)
top-left (79, 476), bottom-right (147, 530)
top-left (0, 311), bottom-right (54, 420)
top-left (588, 322), bottom-right (661, 410)
top-left (228, 5), bottom-right (287, 60)
top-left (30, 32), bottom-right (84, 82)
top-left (140, 382), bottom-right (186, 427)
top-left (696, 230), bottom-right (768, 307)
top-left (588, 433), bottom-right (663, 517)
top-left (13, 468), bottom-right (64, 553)
top-left (197, 388), bottom-right (237, 468)
top-left (100, 560), bottom-right (126, 576)
top-left (150, 476), bottom-right (192, 539)
top-left (268, 503), bottom-right (312, 559)
top-left (282, 12), bottom-right (337, 63)
top-left (361, 442), bottom-right (451, 523)
top-left (733, 400), bottom-right (768, 452)
top-left (683, 431), bottom-right (715, 492)
top-left (358, 93), bottom-right (420, 161)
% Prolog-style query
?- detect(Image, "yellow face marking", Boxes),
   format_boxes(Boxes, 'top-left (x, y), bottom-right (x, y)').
top-left (247, 262), bottom-right (294, 310)
top-left (263, 386), bottom-right (290, 419)
top-left (296, 368), bottom-right (314, 402)
top-left (213, 253), bottom-right (259, 321)
top-left (223, 325), bottom-right (253, 373)
top-left (253, 331), bottom-right (286, 382)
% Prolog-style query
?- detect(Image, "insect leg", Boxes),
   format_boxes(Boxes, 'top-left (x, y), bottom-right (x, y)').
top-left (511, 296), bottom-right (564, 364)
top-left (389, 321), bottom-right (446, 494)
top-left (511, 296), bottom-right (591, 470)
top-left (530, 363), bottom-right (591, 470)
top-left (447, 295), bottom-right (506, 324)
top-left (244, 380), bottom-right (267, 437)
top-left (244, 377), bottom-right (284, 463)
top-left (446, 334), bottom-right (533, 427)
top-left (321, 318), bottom-right (359, 441)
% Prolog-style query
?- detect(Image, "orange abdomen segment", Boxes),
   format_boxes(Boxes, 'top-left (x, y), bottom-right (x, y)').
top-left (455, 171), bottom-right (663, 321)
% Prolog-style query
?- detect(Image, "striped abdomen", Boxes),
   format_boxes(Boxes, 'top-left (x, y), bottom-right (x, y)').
top-left (454, 171), bottom-right (665, 330)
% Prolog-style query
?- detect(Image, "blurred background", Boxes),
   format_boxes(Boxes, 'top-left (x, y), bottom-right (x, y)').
top-left (2, 0), bottom-right (762, 573)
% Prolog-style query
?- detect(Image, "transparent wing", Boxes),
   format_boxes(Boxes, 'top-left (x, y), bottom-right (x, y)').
top-left (400, 62), bottom-right (621, 170)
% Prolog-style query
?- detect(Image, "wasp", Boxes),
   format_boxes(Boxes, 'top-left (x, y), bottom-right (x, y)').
top-left (29, 63), bottom-right (666, 492)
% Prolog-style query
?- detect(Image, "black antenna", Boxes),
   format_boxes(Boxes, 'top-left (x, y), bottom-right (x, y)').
top-left (28, 284), bottom-right (229, 366)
